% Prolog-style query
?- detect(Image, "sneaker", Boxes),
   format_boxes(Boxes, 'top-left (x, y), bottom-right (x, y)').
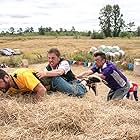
top-left (87, 82), bottom-right (97, 95)
top-left (85, 75), bottom-right (101, 96)
top-left (87, 76), bottom-right (101, 84)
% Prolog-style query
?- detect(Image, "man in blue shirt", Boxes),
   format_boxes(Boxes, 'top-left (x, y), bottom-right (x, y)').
top-left (77, 52), bottom-right (130, 101)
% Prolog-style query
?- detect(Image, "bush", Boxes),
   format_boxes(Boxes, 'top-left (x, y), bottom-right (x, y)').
top-left (115, 54), bottom-right (140, 70)
top-left (71, 51), bottom-right (92, 61)
top-left (0, 55), bottom-right (22, 67)
top-left (22, 52), bottom-right (47, 64)
top-left (90, 31), bottom-right (105, 39)
top-left (119, 32), bottom-right (134, 38)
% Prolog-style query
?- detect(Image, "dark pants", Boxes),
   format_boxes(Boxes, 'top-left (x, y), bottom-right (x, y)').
top-left (107, 82), bottom-right (130, 101)
top-left (126, 91), bottom-right (138, 101)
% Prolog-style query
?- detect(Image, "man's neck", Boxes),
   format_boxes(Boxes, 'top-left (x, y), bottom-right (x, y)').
top-left (10, 76), bottom-right (18, 89)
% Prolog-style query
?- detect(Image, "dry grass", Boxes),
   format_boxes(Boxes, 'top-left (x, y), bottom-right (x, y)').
top-left (0, 88), bottom-right (140, 140)
top-left (0, 36), bottom-right (140, 56)
top-left (1, 65), bottom-right (140, 140)
top-left (0, 36), bottom-right (140, 140)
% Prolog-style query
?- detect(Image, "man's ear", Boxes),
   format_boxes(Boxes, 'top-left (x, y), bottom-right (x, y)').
top-left (103, 59), bottom-right (106, 63)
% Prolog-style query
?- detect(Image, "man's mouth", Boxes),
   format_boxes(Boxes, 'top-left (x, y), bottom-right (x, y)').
top-left (50, 62), bottom-right (54, 65)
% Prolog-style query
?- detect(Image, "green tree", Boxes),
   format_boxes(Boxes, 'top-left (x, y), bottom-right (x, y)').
top-left (137, 26), bottom-right (140, 36)
top-left (24, 27), bottom-right (34, 33)
top-left (99, 5), bottom-right (112, 37)
top-left (24, 27), bottom-right (30, 33)
top-left (112, 5), bottom-right (125, 37)
top-left (126, 22), bottom-right (135, 32)
top-left (71, 26), bottom-right (75, 32)
top-left (55, 30), bottom-right (59, 34)
top-left (45, 27), bottom-right (52, 32)
top-left (99, 4), bottom-right (125, 37)
top-left (17, 28), bottom-right (23, 35)
top-left (9, 27), bottom-right (15, 34)
top-left (30, 27), bottom-right (34, 32)
top-left (59, 28), bottom-right (63, 32)
top-left (0, 31), bottom-right (5, 36)
top-left (87, 31), bottom-right (92, 36)
top-left (38, 26), bottom-right (45, 35)
top-left (64, 29), bottom-right (67, 32)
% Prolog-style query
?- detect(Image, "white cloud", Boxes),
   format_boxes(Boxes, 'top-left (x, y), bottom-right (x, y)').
top-left (0, 0), bottom-right (140, 31)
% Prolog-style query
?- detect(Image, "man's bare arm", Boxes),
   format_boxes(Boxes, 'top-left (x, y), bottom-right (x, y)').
top-left (94, 73), bottom-right (106, 80)
top-left (76, 69), bottom-right (93, 79)
top-left (36, 69), bottom-right (64, 79)
top-left (33, 83), bottom-right (46, 101)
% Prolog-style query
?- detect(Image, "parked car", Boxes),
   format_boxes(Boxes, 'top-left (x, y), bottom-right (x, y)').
top-left (0, 48), bottom-right (15, 56)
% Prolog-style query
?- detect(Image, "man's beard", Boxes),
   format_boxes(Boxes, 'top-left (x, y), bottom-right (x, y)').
top-left (2, 78), bottom-right (10, 93)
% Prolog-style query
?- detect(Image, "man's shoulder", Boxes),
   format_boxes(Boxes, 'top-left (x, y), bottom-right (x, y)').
top-left (106, 60), bottom-right (113, 65)
top-left (12, 68), bottom-right (34, 78)
top-left (101, 61), bottom-right (116, 72)
top-left (59, 59), bottom-right (69, 65)
top-left (105, 61), bottom-right (116, 68)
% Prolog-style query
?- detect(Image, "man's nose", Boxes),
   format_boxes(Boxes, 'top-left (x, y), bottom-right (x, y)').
top-left (49, 58), bottom-right (52, 61)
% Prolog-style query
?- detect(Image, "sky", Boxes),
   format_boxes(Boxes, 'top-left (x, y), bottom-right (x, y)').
top-left (0, 0), bottom-right (140, 32)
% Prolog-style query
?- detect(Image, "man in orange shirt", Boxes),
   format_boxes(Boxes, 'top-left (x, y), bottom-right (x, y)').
top-left (0, 68), bottom-right (47, 101)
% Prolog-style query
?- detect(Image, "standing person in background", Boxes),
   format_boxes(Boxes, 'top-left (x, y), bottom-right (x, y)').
top-left (77, 52), bottom-right (130, 101)
top-left (36, 48), bottom-right (96, 97)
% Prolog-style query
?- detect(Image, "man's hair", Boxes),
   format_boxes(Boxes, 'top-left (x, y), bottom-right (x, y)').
top-left (0, 69), bottom-right (9, 79)
top-left (48, 48), bottom-right (61, 57)
top-left (94, 52), bottom-right (106, 60)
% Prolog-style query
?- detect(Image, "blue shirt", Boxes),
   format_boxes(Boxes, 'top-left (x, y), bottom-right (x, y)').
top-left (91, 61), bottom-right (127, 91)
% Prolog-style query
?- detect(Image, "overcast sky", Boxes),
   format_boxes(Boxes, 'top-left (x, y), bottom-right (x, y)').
top-left (0, 0), bottom-right (140, 32)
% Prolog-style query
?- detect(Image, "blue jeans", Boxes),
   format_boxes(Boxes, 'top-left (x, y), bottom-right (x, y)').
top-left (51, 76), bottom-right (87, 96)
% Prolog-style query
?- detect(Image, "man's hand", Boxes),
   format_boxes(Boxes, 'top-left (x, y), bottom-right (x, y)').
top-left (36, 71), bottom-right (47, 79)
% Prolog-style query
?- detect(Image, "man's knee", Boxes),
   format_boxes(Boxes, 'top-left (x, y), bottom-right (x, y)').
top-left (51, 76), bottom-right (64, 87)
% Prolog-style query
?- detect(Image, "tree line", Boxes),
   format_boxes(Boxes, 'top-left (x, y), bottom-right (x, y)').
top-left (0, 4), bottom-right (140, 39)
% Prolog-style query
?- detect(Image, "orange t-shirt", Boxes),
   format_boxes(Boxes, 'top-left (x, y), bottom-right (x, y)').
top-left (8, 68), bottom-right (40, 94)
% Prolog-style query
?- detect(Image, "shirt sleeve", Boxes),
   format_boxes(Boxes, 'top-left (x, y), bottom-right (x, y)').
top-left (21, 71), bottom-right (40, 91)
top-left (58, 60), bottom-right (70, 74)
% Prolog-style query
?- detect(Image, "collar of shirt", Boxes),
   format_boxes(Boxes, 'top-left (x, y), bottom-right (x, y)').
top-left (99, 62), bottom-right (107, 72)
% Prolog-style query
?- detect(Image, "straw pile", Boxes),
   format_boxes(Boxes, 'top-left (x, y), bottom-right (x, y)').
top-left (0, 91), bottom-right (140, 140)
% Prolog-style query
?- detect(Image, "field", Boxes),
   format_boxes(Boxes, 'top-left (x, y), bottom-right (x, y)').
top-left (0, 36), bottom-right (140, 140)
top-left (0, 36), bottom-right (140, 55)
